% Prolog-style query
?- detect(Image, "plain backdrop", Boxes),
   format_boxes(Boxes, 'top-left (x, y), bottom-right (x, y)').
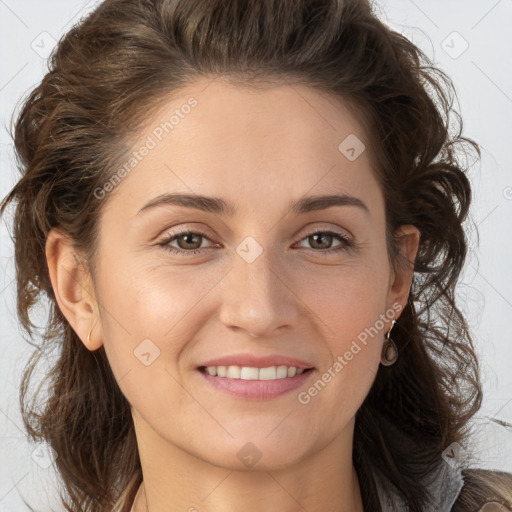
top-left (1, 0), bottom-right (511, 510)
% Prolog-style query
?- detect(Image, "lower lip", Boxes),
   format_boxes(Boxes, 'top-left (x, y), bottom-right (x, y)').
top-left (197, 368), bottom-right (315, 400)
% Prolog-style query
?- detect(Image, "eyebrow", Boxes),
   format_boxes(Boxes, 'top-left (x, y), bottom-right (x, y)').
top-left (136, 192), bottom-right (370, 217)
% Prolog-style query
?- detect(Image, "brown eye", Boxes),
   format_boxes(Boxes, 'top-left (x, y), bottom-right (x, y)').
top-left (308, 232), bottom-right (335, 249)
top-left (158, 229), bottom-right (215, 255)
top-left (296, 230), bottom-right (352, 253)
top-left (175, 232), bottom-right (204, 250)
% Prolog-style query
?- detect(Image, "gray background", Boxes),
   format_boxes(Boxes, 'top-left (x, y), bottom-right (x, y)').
top-left (1, 0), bottom-right (511, 510)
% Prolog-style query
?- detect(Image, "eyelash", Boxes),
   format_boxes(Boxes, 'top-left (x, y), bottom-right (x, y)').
top-left (157, 228), bottom-right (353, 257)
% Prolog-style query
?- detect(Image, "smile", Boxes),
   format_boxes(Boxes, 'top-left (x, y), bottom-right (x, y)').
top-left (197, 365), bottom-right (315, 400)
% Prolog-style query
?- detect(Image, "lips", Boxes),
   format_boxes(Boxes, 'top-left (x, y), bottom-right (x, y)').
top-left (195, 353), bottom-right (316, 400)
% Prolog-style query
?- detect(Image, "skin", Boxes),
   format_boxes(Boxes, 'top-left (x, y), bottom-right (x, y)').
top-left (46, 76), bottom-right (420, 512)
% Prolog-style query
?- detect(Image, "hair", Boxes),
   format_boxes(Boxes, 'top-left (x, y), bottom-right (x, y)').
top-left (1, 0), bottom-right (511, 511)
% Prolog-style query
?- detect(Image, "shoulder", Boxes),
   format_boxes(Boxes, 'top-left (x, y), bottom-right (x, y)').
top-left (451, 469), bottom-right (512, 511)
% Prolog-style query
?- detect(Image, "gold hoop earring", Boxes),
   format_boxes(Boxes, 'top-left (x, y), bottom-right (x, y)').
top-left (87, 327), bottom-right (93, 345)
top-left (381, 319), bottom-right (398, 366)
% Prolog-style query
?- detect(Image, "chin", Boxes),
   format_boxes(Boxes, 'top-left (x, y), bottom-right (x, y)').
top-left (193, 436), bottom-right (313, 472)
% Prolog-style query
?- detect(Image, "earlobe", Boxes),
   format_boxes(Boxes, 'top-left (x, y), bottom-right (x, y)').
top-left (387, 224), bottom-right (421, 317)
top-left (45, 228), bottom-right (103, 351)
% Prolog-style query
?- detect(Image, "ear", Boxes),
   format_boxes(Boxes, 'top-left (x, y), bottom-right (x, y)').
top-left (385, 224), bottom-right (420, 320)
top-left (45, 228), bottom-right (103, 351)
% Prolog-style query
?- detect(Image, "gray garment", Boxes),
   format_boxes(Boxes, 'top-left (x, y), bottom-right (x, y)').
top-left (373, 460), bottom-right (464, 511)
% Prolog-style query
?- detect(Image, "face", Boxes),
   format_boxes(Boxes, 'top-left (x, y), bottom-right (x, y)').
top-left (56, 77), bottom-right (419, 471)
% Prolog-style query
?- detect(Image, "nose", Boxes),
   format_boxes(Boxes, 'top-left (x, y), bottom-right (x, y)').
top-left (218, 246), bottom-right (300, 339)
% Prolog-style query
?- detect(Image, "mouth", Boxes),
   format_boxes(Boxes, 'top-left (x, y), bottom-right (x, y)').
top-left (196, 365), bottom-right (315, 400)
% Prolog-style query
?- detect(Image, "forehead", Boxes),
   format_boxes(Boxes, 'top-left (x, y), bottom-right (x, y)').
top-left (102, 77), bottom-right (383, 220)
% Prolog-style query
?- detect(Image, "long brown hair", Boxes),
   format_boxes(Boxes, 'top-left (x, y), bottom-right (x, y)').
top-left (1, 0), bottom-right (511, 511)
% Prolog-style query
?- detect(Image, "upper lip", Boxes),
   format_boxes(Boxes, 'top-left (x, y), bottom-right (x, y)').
top-left (199, 354), bottom-right (314, 370)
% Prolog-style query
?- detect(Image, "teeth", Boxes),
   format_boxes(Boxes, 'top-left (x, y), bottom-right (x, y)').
top-left (227, 365), bottom-right (241, 378)
top-left (259, 366), bottom-right (277, 380)
top-left (240, 366), bottom-right (259, 380)
top-left (276, 365), bottom-right (288, 378)
top-left (203, 365), bottom-right (308, 380)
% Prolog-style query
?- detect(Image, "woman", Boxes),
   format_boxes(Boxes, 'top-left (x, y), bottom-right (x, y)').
top-left (1, 0), bottom-right (511, 511)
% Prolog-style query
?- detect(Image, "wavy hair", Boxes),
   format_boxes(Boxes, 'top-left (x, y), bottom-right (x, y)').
top-left (1, 0), bottom-right (511, 511)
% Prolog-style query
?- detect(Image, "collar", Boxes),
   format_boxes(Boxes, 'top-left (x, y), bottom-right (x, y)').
top-left (372, 459), bottom-right (464, 511)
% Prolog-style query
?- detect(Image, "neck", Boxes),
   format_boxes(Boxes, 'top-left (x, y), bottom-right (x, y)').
top-left (131, 416), bottom-right (364, 512)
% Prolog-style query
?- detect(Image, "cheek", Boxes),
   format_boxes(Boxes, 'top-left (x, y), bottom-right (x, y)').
top-left (294, 263), bottom-right (389, 405)
top-left (296, 255), bottom-right (391, 337)
top-left (96, 250), bottom-right (215, 337)
top-left (295, 285), bottom-right (385, 424)
top-left (93, 254), bottom-right (225, 386)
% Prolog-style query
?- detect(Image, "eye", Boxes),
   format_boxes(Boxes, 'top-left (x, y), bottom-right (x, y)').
top-left (158, 229), bottom-right (216, 256)
top-left (294, 229), bottom-right (353, 254)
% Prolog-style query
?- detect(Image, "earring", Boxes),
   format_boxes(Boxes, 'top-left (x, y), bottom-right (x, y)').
top-left (381, 319), bottom-right (398, 366)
